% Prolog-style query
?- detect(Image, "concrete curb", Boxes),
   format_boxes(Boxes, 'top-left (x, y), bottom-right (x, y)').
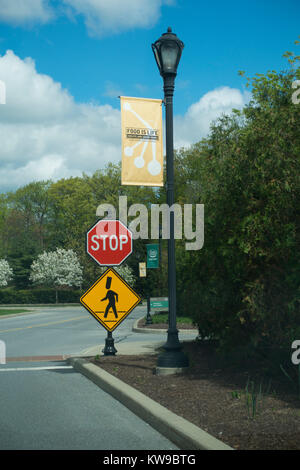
top-left (68, 357), bottom-right (233, 451)
top-left (132, 316), bottom-right (198, 335)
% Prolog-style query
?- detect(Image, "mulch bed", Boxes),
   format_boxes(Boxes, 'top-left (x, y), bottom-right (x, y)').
top-left (90, 337), bottom-right (300, 450)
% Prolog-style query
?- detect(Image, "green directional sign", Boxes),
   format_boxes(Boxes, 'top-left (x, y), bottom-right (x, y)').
top-left (146, 244), bottom-right (159, 268)
top-left (150, 297), bottom-right (169, 311)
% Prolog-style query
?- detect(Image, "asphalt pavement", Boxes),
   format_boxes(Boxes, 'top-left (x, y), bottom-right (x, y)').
top-left (0, 305), bottom-right (232, 451)
top-left (0, 305), bottom-right (197, 359)
top-left (0, 305), bottom-right (198, 451)
top-left (0, 359), bottom-right (178, 450)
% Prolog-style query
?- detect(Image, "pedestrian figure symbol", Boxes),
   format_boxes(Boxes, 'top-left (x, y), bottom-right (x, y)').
top-left (80, 268), bottom-right (141, 332)
top-left (101, 276), bottom-right (119, 318)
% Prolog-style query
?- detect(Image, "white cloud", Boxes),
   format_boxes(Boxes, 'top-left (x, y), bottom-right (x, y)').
top-left (0, 0), bottom-right (53, 25)
top-left (174, 86), bottom-right (251, 148)
top-left (0, 51), bottom-right (251, 192)
top-left (0, 50), bottom-right (121, 191)
top-left (0, 0), bottom-right (174, 36)
top-left (63, 0), bottom-right (169, 37)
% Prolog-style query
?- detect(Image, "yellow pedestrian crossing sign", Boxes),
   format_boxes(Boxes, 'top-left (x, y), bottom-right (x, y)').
top-left (80, 268), bottom-right (141, 332)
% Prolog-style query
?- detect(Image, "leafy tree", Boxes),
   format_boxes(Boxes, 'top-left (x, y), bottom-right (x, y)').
top-left (175, 50), bottom-right (300, 358)
top-left (99, 265), bottom-right (136, 286)
top-left (0, 161), bottom-right (161, 296)
top-left (8, 250), bottom-right (36, 289)
top-left (29, 248), bottom-right (83, 303)
top-left (0, 194), bottom-right (9, 258)
top-left (0, 259), bottom-right (13, 287)
top-left (5, 181), bottom-right (51, 253)
top-left (13, 181), bottom-right (51, 249)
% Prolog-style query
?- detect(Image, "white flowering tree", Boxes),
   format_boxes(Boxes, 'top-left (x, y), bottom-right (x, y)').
top-left (0, 259), bottom-right (13, 287)
top-left (99, 264), bottom-right (136, 286)
top-left (29, 248), bottom-right (83, 303)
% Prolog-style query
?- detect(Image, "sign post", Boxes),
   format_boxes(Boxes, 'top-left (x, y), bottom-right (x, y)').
top-left (145, 296), bottom-right (153, 325)
top-left (84, 220), bottom-right (139, 355)
top-left (103, 331), bottom-right (117, 356)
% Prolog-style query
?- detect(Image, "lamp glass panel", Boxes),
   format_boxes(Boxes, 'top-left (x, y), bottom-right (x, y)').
top-left (152, 44), bottom-right (162, 71)
top-left (160, 43), bottom-right (179, 73)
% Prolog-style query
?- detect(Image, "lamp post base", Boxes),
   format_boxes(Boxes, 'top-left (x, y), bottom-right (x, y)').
top-left (145, 311), bottom-right (153, 325)
top-left (145, 296), bottom-right (153, 325)
top-left (156, 329), bottom-right (189, 373)
top-left (102, 331), bottom-right (117, 356)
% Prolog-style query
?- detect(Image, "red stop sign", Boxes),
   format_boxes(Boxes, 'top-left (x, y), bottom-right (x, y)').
top-left (86, 220), bottom-right (133, 266)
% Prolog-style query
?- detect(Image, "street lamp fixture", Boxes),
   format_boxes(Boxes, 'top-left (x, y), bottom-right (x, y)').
top-left (152, 27), bottom-right (184, 77)
top-left (152, 28), bottom-right (189, 372)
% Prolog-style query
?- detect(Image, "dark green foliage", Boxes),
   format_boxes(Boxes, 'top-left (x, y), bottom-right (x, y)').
top-left (0, 288), bottom-right (82, 304)
top-left (7, 251), bottom-right (36, 289)
top-left (175, 54), bottom-right (300, 356)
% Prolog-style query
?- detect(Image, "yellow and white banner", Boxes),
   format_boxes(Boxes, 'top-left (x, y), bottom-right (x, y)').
top-left (121, 96), bottom-right (163, 186)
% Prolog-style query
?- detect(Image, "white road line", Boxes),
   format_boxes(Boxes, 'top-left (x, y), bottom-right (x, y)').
top-left (0, 366), bottom-right (73, 371)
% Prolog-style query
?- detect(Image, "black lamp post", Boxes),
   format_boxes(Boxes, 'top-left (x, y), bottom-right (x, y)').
top-left (152, 28), bottom-right (189, 371)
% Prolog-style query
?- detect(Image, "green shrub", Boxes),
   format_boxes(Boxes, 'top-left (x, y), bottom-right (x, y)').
top-left (174, 59), bottom-right (300, 360)
top-left (0, 287), bottom-right (82, 304)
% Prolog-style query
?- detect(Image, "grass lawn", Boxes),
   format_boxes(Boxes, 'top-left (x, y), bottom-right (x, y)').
top-left (151, 312), bottom-right (193, 325)
top-left (0, 308), bottom-right (29, 316)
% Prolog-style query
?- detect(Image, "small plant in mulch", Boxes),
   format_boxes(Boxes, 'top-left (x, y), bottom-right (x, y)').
top-left (231, 390), bottom-right (242, 400)
top-left (230, 378), bottom-right (272, 420)
top-left (244, 378), bottom-right (272, 419)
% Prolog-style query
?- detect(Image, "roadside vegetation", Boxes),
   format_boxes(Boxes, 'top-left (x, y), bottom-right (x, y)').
top-left (0, 308), bottom-right (29, 315)
top-left (0, 45), bottom-right (299, 377)
top-left (149, 312), bottom-right (194, 326)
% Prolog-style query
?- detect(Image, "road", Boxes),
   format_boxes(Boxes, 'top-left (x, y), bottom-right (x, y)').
top-left (0, 305), bottom-right (142, 358)
top-left (0, 359), bottom-right (178, 450)
top-left (0, 305), bottom-right (195, 359)
top-left (0, 305), bottom-right (195, 450)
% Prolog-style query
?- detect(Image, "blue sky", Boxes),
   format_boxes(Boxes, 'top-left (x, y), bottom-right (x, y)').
top-left (0, 0), bottom-right (299, 191)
